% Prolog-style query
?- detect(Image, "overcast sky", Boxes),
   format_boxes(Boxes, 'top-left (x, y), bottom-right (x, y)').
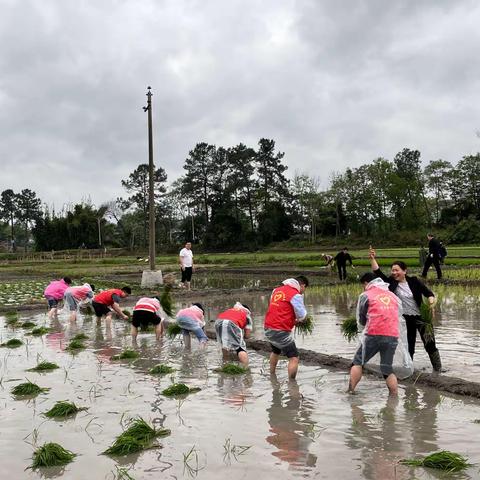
top-left (1, 0), bottom-right (479, 209)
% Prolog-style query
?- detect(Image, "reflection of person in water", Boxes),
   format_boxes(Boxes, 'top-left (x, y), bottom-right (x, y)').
top-left (216, 372), bottom-right (254, 412)
top-left (266, 377), bottom-right (317, 470)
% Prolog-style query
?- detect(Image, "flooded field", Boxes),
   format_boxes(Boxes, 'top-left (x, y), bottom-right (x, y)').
top-left (1, 300), bottom-right (480, 479)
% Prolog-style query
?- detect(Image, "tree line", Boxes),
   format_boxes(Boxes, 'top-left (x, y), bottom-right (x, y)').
top-left (2, 141), bottom-right (480, 251)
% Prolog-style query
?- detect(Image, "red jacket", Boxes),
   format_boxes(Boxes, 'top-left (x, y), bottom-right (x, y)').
top-left (93, 289), bottom-right (124, 306)
top-left (264, 285), bottom-right (298, 331)
top-left (217, 308), bottom-right (249, 330)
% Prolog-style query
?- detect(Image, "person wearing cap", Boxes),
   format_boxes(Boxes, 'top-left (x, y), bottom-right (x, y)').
top-left (64, 283), bottom-right (95, 322)
top-left (175, 303), bottom-right (207, 348)
top-left (264, 276), bottom-right (309, 379)
top-left (131, 296), bottom-right (164, 341)
top-left (215, 302), bottom-right (253, 366)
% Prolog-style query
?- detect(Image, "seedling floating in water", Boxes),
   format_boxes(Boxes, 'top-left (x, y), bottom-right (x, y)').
top-left (149, 364), bottom-right (175, 375)
top-left (162, 383), bottom-right (201, 397)
top-left (340, 316), bottom-right (358, 342)
top-left (104, 417), bottom-right (170, 456)
top-left (31, 327), bottom-right (51, 336)
top-left (66, 339), bottom-right (86, 351)
top-left (21, 321), bottom-right (36, 329)
top-left (400, 450), bottom-right (471, 473)
top-left (295, 315), bottom-right (314, 335)
top-left (71, 333), bottom-right (89, 341)
top-left (111, 349), bottom-right (139, 360)
top-left (166, 323), bottom-right (182, 338)
top-left (214, 363), bottom-right (249, 375)
top-left (1, 338), bottom-right (23, 348)
top-left (28, 361), bottom-right (60, 372)
top-left (44, 401), bottom-right (88, 419)
top-left (12, 380), bottom-right (50, 397)
top-left (31, 442), bottom-right (76, 468)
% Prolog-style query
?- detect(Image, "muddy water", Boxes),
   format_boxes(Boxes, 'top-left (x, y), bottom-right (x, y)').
top-left (1, 310), bottom-right (480, 480)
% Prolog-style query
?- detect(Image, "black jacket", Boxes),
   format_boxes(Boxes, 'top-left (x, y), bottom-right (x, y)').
top-left (334, 251), bottom-right (352, 266)
top-left (428, 237), bottom-right (442, 258)
top-left (373, 268), bottom-right (434, 308)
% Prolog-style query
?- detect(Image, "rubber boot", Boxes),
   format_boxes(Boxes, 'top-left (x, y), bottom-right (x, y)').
top-left (429, 350), bottom-right (442, 372)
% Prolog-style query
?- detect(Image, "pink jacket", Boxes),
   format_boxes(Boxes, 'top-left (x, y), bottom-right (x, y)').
top-left (176, 305), bottom-right (205, 327)
top-left (65, 284), bottom-right (93, 301)
top-left (134, 297), bottom-right (161, 315)
top-left (44, 279), bottom-right (70, 300)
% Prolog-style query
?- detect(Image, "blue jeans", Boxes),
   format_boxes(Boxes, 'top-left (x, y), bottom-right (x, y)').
top-left (176, 315), bottom-right (208, 343)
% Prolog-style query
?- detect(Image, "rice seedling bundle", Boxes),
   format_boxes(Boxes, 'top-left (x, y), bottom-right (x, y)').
top-left (295, 315), bottom-right (314, 335)
top-left (166, 322), bottom-right (182, 338)
top-left (341, 316), bottom-right (359, 342)
top-left (111, 349), bottom-right (139, 360)
top-left (31, 442), bottom-right (76, 468)
top-left (71, 333), bottom-right (88, 341)
top-left (31, 327), bottom-right (51, 336)
top-left (122, 309), bottom-right (131, 318)
top-left (44, 401), bottom-right (88, 418)
top-left (1, 338), bottom-right (23, 348)
top-left (400, 450), bottom-right (470, 472)
top-left (21, 321), bottom-right (36, 329)
top-left (162, 383), bottom-right (201, 397)
top-left (160, 284), bottom-right (175, 317)
top-left (66, 339), bottom-right (86, 351)
top-left (149, 364), bottom-right (175, 375)
top-left (5, 310), bottom-right (18, 320)
top-left (214, 363), bottom-right (249, 375)
top-left (28, 361), bottom-right (59, 372)
top-left (420, 302), bottom-right (435, 341)
top-left (11, 380), bottom-right (49, 397)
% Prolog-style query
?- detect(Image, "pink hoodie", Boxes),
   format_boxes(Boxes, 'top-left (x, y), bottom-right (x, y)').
top-left (176, 305), bottom-right (205, 327)
top-left (44, 279), bottom-right (70, 300)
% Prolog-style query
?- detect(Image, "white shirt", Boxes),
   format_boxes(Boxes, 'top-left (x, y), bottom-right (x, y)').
top-left (396, 282), bottom-right (420, 316)
top-left (179, 248), bottom-right (193, 268)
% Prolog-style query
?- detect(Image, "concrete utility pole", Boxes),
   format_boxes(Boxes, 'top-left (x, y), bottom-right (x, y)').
top-left (141, 86), bottom-right (163, 287)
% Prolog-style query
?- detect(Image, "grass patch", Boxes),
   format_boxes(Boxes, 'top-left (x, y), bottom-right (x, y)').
top-left (340, 316), bottom-right (359, 342)
top-left (214, 363), bottom-right (249, 375)
top-left (21, 321), bottom-right (36, 329)
top-left (166, 323), bottom-right (182, 338)
top-left (111, 349), bottom-right (139, 360)
top-left (160, 284), bottom-right (175, 317)
top-left (400, 450), bottom-right (471, 473)
top-left (44, 401), bottom-right (88, 418)
top-left (149, 364), bottom-right (175, 375)
top-left (104, 417), bottom-right (170, 456)
top-left (295, 315), bottom-right (314, 335)
top-left (1, 338), bottom-right (23, 348)
top-left (65, 339), bottom-right (86, 351)
top-left (31, 442), bottom-right (76, 468)
top-left (31, 327), bottom-right (51, 336)
top-left (28, 361), bottom-right (60, 372)
top-left (71, 333), bottom-right (89, 341)
top-left (162, 383), bottom-right (201, 397)
top-left (12, 380), bottom-right (49, 397)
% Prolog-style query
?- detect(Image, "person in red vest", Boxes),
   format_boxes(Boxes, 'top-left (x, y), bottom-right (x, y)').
top-left (215, 302), bottom-right (253, 366)
top-left (92, 286), bottom-right (131, 322)
top-left (264, 276), bottom-right (309, 379)
top-left (349, 272), bottom-right (402, 395)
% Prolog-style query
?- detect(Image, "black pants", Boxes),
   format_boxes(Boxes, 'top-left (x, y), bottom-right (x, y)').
top-left (337, 263), bottom-right (347, 280)
top-left (422, 255), bottom-right (442, 279)
top-left (404, 314), bottom-right (438, 358)
top-left (181, 266), bottom-right (193, 283)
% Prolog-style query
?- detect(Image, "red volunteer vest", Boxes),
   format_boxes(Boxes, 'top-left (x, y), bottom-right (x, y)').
top-left (94, 289), bottom-right (124, 306)
top-left (264, 284), bottom-right (298, 331)
top-left (365, 286), bottom-right (399, 337)
top-left (217, 308), bottom-right (248, 329)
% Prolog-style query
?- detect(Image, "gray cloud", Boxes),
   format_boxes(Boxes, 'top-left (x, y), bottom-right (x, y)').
top-left (1, 0), bottom-right (479, 207)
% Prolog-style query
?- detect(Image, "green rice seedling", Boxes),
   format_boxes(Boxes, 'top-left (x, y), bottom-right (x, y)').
top-left (71, 333), bottom-right (89, 341)
top-left (111, 349), bottom-right (139, 360)
top-left (122, 309), bottom-right (131, 319)
top-left (149, 364), bottom-right (175, 375)
top-left (28, 361), bottom-right (60, 372)
top-left (5, 314), bottom-right (19, 325)
top-left (31, 442), bottom-right (76, 468)
top-left (183, 445), bottom-right (204, 476)
top-left (400, 450), bottom-right (470, 473)
top-left (11, 380), bottom-right (49, 397)
top-left (160, 284), bottom-right (175, 317)
top-left (214, 363), bottom-right (249, 375)
top-left (1, 338), bottom-right (23, 348)
top-left (223, 437), bottom-right (251, 463)
top-left (113, 466), bottom-right (136, 480)
top-left (21, 321), bottom-right (36, 329)
top-left (44, 401), bottom-right (88, 418)
top-left (166, 322), bottom-right (182, 338)
top-left (162, 383), bottom-right (201, 397)
top-left (66, 339), bottom-right (86, 351)
top-left (341, 316), bottom-right (359, 342)
top-left (104, 435), bottom-right (145, 456)
top-left (122, 418), bottom-right (170, 442)
top-left (31, 327), bottom-right (51, 336)
top-left (420, 302), bottom-right (435, 341)
top-left (295, 315), bottom-right (314, 336)
top-left (5, 310), bottom-right (18, 320)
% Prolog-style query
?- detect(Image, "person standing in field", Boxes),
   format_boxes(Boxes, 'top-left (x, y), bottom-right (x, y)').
top-left (215, 302), bottom-right (253, 366)
top-left (369, 247), bottom-right (442, 371)
top-left (421, 233), bottom-right (443, 280)
top-left (349, 272), bottom-right (401, 395)
top-left (334, 247), bottom-right (353, 281)
top-left (64, 283), bottom-right (95, 322)
top-left (179, 241), bottom-right (194, 290)
top-left (264, 276), bottom-right (309, 380)
top-left (44, 277), bottom-right (72, 319)
top-left (131, 296), bottom-right (164, 342)
top-left (92, 286), bottom-right (131, 322)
